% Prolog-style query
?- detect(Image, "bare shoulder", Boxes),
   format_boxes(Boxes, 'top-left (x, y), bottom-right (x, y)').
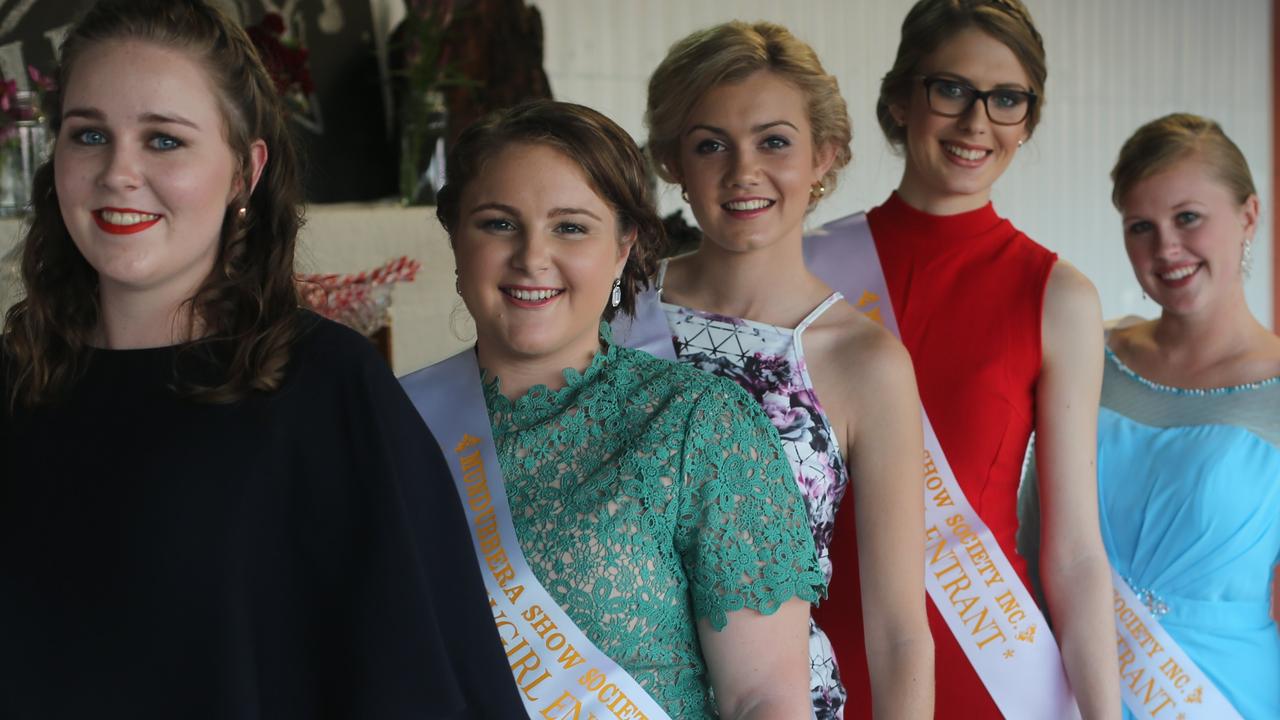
top-left (809, 301), bottom-right (918, 400)
top-left (1042, 260), bottom-right (1103, 359)
top-left (1044, 260), bottom-right (1101, 317)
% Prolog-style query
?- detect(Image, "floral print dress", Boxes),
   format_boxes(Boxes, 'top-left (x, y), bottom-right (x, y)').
top-left (660, 269), bottom-right (851, 718)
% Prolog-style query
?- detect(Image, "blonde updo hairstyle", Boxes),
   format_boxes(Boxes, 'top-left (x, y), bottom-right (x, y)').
top-left (646, 21), bottom-right (852, 203)
top-left (878, 0), bottom-right (1046, 150)
top-left (1110, 113), bottom-right (1256, 211)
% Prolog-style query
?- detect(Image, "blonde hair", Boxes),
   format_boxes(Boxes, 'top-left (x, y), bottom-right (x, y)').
top-left (645, 21), bottom-right (852, 200)
top-left (878, 0), bottom-right (1046, 149)
top-left (1111, 113), bottom-right (1256, 209)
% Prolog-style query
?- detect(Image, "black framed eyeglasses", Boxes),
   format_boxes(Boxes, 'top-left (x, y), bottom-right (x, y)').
top-left (918, 75), bottom-right (1036, 126)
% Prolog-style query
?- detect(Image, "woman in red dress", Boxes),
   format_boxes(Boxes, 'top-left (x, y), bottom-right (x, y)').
top-left (813, 1), bottom-right (1121, 717)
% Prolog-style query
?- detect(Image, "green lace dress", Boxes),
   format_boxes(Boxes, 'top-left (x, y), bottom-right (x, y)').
top-left (484, 334), bottom-right (825, 717)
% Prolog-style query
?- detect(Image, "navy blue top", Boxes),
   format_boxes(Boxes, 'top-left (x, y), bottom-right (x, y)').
top-left (0, 312), bottom-right (522, 719)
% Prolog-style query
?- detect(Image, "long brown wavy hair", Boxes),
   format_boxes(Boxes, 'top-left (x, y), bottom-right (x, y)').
top-left (3, 0), bottom-right (304, 409)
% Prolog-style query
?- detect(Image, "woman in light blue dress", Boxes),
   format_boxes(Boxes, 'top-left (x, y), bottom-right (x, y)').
top-left (1021, 113), bottom-right (1280, 718)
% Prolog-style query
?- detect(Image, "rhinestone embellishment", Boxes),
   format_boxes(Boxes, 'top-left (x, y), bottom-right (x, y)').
top-left (1126, 576), bottom-right (1170, 617)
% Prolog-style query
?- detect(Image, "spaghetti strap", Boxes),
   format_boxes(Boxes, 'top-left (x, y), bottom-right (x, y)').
top-left (795, 292), bottom-right (843, 334)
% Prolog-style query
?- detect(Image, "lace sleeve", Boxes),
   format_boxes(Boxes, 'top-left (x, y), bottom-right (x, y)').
top-left (676, 380), bottom-right (825, 631)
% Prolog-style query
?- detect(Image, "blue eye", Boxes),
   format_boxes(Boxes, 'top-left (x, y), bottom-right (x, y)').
top-left (989, 91), bottom-right (1025, 110)
top-left (695, 138), bottom-right (725, 154)
top-left (555, 222), bottom-right (588, 235)
top-left (149, 134), bottom-right (182, 151)
top-left (762, 135), bottom-right (790, 150)
top-left (1175, 211), bottom-right (1201, 225)
top-left (936, 81), bottom-right (969, 99)
top-left (479, 218), bottom-right (516, 232)
top-left (73, 128), bottom-right (107, 145)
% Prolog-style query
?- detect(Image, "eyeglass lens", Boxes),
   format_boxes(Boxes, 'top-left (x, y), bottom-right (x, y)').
top-left (926, 78), bottom-right (1031, 125)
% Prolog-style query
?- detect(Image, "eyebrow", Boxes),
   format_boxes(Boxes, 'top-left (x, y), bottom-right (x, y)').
top-left (930, 72), bottom-right (1032, 92)
top-left (61, 107), bottom-right (202, 130)
top-left (686, 120), bottom-right (800, 136)
top-left (470, 202), bottom-right (604, 222)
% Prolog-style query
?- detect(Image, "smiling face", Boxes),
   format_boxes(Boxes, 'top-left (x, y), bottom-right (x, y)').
top-left (454, 142), bottom-right (633, 369)
top-left (677, 70), bottom-right (834, 253)
top-left (892, 28), bottom-right (1031, 215)
top-left (54, 39), bottom-right (247, 316)
top-left (1119, 156), bottom-right (1258, 317)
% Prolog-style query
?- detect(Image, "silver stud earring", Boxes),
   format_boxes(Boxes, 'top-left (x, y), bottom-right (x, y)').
top-left (610, 277), bottom-right (622, 308)
top-left (1017, 138), bottom-right (1025, 147)
top-left (237, 206), bottom-right (247, 219)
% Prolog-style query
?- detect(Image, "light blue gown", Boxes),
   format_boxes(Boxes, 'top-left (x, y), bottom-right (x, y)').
top-left (1020, 347), bottom-right (1280, 719)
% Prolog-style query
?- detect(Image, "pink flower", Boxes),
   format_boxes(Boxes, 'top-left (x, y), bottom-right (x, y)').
top-left (27, 65), bottom-right (56, 93)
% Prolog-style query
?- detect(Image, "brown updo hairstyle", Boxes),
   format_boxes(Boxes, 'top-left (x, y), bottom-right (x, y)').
top-left (435, 99), bottom-right (665, 321)
top-left (645, 21), bottom-right (852, 201)
top-left (1111, 113), bottom-right (1256, 210)
top-left (878, 0), bottom-right (1046, 149)
top-left (3, 0), bottom-right (303, 409)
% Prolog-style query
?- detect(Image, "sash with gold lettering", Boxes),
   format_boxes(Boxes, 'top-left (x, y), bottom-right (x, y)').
top-left (1109, 569), bottom-right (1242, 718)
top-left (401, 352), bottom-right (671, 720)
top-left (794, 213), bottom-right (1079, 717)
top-left (620, 212), bottom-right (1084, 716)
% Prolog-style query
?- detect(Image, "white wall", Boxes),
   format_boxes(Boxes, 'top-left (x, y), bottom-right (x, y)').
top-left (536, 0), bottom-right (1274, 327)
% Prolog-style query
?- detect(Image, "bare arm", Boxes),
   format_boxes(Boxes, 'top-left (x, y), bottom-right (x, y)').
top-left (846, 332), bottom-right (934, 719)
top-left (1036, 261), bottom-right (1121, 719)
top-left (698, 599), bottom-right (812, 720)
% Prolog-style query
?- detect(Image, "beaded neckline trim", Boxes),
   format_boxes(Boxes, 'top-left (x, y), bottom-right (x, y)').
top-left (1105, 346), bottom-right (1280, 397)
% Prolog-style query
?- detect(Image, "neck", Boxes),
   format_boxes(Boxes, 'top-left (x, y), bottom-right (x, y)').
top-left (476, 335), bottom-right (602, 401)
top-left (669, 229), bottom-right (826, 325)
top-left (1150, 290), bottom-right (1264, 370)
top-left (97, 284), bottom-right (198, 349)
top-left (896, 168), bottom-right (992, 216)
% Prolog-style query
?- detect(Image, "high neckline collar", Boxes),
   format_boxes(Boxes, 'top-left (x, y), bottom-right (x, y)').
top-left (482, 322), bottom-right (618, 433)
top-left (875, 191), bottom-right (1006, 240)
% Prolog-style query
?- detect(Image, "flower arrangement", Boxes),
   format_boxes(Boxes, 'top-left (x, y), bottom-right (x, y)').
top-left (297, 256), bottom-right (422, 337)
top-left (246, 12), bottom-right (315, 117)
top-left (0, 65), bottom-right (54, 143)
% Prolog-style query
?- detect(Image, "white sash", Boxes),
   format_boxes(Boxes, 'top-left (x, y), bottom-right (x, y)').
top-left (620, 212), bottom-right (1083, 716)
top-left (798, 213), bottom-right (1079, 717)
top-left (1110, 568), bottom-right (1242, 718)
top-left (401, 352), bottom-right (671, 720)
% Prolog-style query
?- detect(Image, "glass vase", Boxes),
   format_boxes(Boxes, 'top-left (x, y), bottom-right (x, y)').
top-left (399, 89), bottom-right (448, 206)
top-left (0, 91), bottom-right (51, 217)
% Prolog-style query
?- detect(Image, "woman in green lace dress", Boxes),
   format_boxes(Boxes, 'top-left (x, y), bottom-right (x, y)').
top-left (421, 99), bottom-right (826, 718)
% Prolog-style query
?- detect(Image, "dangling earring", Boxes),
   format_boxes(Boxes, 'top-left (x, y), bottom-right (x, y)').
top-left (809, 181), bottom-right (826, 200)
top-left (1242, 237), bottom-right (1254, 279)
top-left (454, 269), bottom-right (462, 296)
top-left (680, 187), bottom-right (690, 203)
top-left (610, 278), bottom-right (622, 308)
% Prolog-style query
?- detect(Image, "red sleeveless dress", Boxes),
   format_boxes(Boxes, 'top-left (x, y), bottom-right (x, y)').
top-left (812, 193), bottom-right (1058, 718)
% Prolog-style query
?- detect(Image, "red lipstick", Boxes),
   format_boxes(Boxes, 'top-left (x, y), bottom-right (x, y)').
top-left (93, 208), bottom-right (162, 235)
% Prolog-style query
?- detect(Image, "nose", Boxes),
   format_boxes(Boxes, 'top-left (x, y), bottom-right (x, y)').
top-left (727, 147), bottom-right (760, 188)
top-left (98, 142), bottom-right (143, 192)
top-left (1152, 226), bottom-right (1182, 259)
top-left (956, 96), bottom-right (991, 134)
top-left (511, 229), bottom-right (552, 273)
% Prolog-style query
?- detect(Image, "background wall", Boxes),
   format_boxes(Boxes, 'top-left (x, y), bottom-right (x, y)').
top-left (536, 0), bottom-right (1275, 327)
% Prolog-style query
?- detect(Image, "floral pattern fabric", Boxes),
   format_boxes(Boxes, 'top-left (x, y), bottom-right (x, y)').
top-left (484, 330), bottom-right (825, 718)
top-left (663, 295), bottom-right (851, 719)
